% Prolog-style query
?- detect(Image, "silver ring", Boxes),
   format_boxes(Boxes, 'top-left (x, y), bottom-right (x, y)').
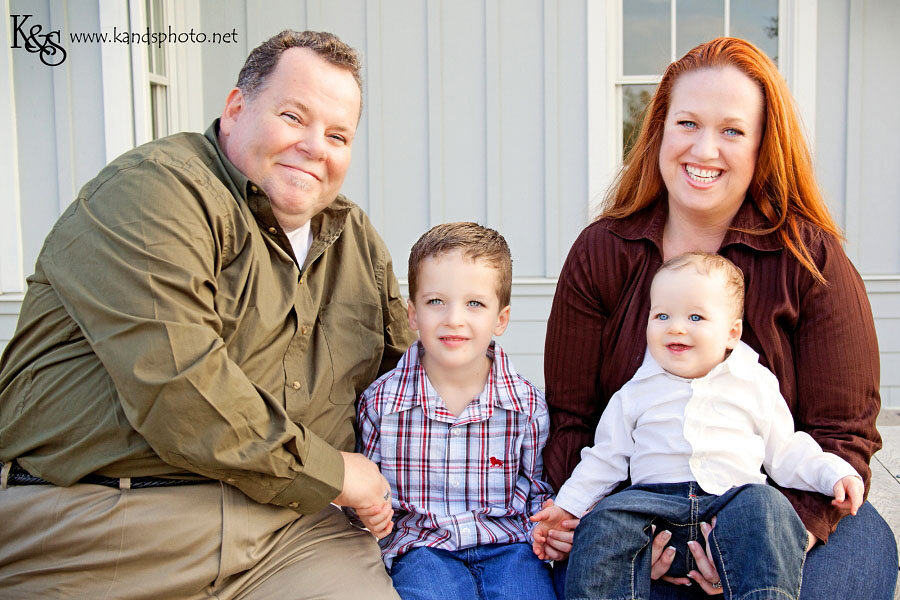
top-left (712, 581), bottom-right (723, 589)
top-left (383, 490), bottom-right (391, 502)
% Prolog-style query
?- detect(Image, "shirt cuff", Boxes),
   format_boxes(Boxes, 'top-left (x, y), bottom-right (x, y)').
top-left (554, 487), bottom-right (592, 518)
top-left (270, 432), bottom-right (345, 514)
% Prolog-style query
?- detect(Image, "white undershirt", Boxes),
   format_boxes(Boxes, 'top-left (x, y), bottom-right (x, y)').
top-left (284, 221), bottom-right (313, 268)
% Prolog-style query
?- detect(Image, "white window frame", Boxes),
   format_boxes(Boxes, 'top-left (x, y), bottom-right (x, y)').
top-left (587, 0), bottom-right (818, 211)
top-left (0, 0), bottom-right (24, 296)
top-left (99, 0), bottom-right (202, 164)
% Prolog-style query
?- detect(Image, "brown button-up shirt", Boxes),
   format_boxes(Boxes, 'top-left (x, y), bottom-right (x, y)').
top-left (543, 199), bottom-right (882, 542)
top-left (0, 122), bottom-right (416, 514)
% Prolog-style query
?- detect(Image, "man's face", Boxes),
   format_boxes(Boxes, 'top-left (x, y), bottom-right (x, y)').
top-left (219, 47), bottom-right (361, 231)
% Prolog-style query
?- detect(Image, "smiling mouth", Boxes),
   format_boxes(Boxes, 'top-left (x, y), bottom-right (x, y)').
top-left (666, 343), bottom-right (691, 353)
top-left (440, 335), bottom-right (468, 343)
top-left (684, 164), bottom-right (722, 183)
top-left (281, 164), bottom-right (321, 181)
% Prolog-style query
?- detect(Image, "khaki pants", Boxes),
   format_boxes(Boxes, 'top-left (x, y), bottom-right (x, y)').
top-left (0, 481), bottom-right (399, 600)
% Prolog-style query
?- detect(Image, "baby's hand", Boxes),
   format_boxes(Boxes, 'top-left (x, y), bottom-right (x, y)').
top-left (831, 475), bottom-right (864, 515)
top-left (530, 499), bottom-right (576, 560)
top-left (357, 500), bottom-right (394, 539)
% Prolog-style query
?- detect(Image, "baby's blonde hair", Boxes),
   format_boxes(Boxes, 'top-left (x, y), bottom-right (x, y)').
top-left (654, 252), bottom-right (745, 319)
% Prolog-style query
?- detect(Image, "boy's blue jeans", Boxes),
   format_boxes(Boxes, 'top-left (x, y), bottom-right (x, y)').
top-left (566, 482), bottom-right (807, 600)
top-left (389, 541), bottom-right (556, 600)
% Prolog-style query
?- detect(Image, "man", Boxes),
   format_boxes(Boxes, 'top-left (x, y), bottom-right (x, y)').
top-left (0, 30), bottom-right (415, 599)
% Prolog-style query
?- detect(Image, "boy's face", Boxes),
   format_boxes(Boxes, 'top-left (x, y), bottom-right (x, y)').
top-left (408, 250), bottom-right (510, 376)
top-left (646, 267), bottom-right (742, 379)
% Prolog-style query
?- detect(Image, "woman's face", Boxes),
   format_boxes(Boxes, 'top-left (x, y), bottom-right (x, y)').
top-left (658, 66), bottom-right (765, 226)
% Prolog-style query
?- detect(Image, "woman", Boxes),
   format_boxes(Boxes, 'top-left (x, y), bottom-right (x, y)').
top-left (543, 38), bottom-right (897, 598)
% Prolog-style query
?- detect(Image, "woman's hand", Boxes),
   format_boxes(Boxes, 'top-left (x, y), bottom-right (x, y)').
top-left (685, 518), bottom-right (723, 595)
top-left (650, 525), bottom-right (691, 586)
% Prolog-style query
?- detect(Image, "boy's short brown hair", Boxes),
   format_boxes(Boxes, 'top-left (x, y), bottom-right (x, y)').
top-left (408, 222), bottom-right (512, 308)
top-left (654, 252), bottom-right (745, 319)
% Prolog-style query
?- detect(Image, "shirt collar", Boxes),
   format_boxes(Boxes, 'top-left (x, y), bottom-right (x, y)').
top-left (382, 340), bottom-right (531, 423)
top-left (632, 340), bottom-right (761, 383)
top-left (607, 198), bottom-right (783, 253)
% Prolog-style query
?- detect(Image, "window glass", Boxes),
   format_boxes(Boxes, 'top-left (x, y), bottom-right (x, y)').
top-left (623, 0), bottom-right (671, 76)
top-left (146, 0), bottom-right (166, 76)
top-left (731, 0), bottom-right (779, 64)
top-left (623, 84), bottom-right (657, 158)
top-left (676, 0), bottom-right (725, 60)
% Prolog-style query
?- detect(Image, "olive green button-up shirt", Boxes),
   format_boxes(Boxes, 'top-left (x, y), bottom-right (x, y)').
top-left (0, 122), bottom-right (416, 514)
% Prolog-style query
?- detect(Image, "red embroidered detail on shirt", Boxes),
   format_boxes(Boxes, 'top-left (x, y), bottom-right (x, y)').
top-left (489, 457), bottom-right (504, 468)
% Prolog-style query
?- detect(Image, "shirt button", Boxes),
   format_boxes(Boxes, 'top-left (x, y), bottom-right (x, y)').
top-left (268, 226), bottom-right (277, 234)
top-left (451, 428), bottom-right (462, 436)
top-left (291, 381), bottom-right (301, 390)
top-left (226, 477), bottom-right (235, 484)
top-left (288, 502), bottom-right (299, 508)
top-left (462, 527), bottom-right (471, 535)
top-left (300, 326), bottom-right (309, 335)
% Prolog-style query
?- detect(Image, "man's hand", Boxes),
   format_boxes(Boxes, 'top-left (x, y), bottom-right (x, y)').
top-left (530, 499), bottom-right (576, 560)
top-left (832, 475), bottom-right (864, 516)
top-left (333, 452), bottom-right (392, 510)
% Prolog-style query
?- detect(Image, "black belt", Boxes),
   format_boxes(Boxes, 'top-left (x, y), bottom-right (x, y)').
top-left (4, 462), bottom-right (207, 489)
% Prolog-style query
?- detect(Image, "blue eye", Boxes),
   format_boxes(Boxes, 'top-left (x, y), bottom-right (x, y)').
top-left (656, 313), bottom-right (669, 321)
top-left (426, 298), bottom-right (443, 305)
top-left (677, 120), bottom-right (697, 129)
top-left (690, 314), bottom-right (703, 322)
top-left (723, 127), bottom-right (743, 137)
top-left (467, 300), bottom-right (484, 308)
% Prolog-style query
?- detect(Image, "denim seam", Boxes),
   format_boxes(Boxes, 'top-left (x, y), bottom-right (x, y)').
top-left (710, 528), bottom-right (732, 598)
top-left (688, 481), bottom-right (699, 574)
top-left (734, 587), bottom-right (798, 600)
top-left (630, 524), bottom-right (653, 600)
top-left (795, 526), bottom-right (808, 599)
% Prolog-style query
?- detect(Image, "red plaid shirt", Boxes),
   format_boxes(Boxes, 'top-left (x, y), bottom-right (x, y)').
top-left (357, 341), bottom-right (553, 567)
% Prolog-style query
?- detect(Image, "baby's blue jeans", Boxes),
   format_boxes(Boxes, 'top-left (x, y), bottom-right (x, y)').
top-left (566, 482), bottom-right (807, 600)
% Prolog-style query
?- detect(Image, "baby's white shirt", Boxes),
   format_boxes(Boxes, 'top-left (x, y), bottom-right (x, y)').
top-left (554, 341), bottom-right (860, 517)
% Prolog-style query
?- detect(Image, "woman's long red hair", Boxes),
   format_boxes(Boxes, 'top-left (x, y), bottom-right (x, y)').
top-left (600, 37), bottom-right (840, 282)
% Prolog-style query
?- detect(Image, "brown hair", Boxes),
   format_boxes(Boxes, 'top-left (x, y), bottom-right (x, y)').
top-left (654, 252), bottom-right (745, 319)
top-left (408, 222), bottom-right (513, 308)
top-left (601, 37), bottom-right (840, 283)
top-left (236, 30), bottom-right (362, 105)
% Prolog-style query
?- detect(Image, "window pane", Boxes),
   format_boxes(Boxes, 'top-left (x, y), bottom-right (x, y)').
top-left (146, 0), bottom-right (166, 76)
top-left (676, 0), bottom-right (724, 60)
top-left (730, 0), bottom-right (778, 64)
top-left (150, 83), bottom-right (169, 140)
top-left (623, 0), bottom-right (671, 76)
top-left (623, 84), bottom-right (657, 158)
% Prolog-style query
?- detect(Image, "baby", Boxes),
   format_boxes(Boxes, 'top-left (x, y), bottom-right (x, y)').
top-left (532, 252), bottom-right (863, 600)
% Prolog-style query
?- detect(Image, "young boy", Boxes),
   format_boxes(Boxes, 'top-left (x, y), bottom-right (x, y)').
top-left (531, 252), bottom-right (863, 600)
top-left (357, 222), bottom-right (557, 600)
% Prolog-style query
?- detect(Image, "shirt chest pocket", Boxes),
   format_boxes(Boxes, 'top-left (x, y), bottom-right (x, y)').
top-left (319, 301), bottom-right (384, 404)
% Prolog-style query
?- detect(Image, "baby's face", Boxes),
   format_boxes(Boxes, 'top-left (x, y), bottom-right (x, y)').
top-left (646, 267), bottom-right (742, 379)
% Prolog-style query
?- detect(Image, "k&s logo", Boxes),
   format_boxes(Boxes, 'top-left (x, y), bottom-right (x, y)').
top-left (10, 14), bottom-right (67, 66)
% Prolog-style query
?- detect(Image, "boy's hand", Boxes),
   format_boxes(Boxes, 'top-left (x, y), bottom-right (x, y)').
top-left (530, 499), bottom-right (576, 560)
top-left (357, 499), bottom-right (395, 539)
top-left (832, 475), bottom-right (864, 516)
